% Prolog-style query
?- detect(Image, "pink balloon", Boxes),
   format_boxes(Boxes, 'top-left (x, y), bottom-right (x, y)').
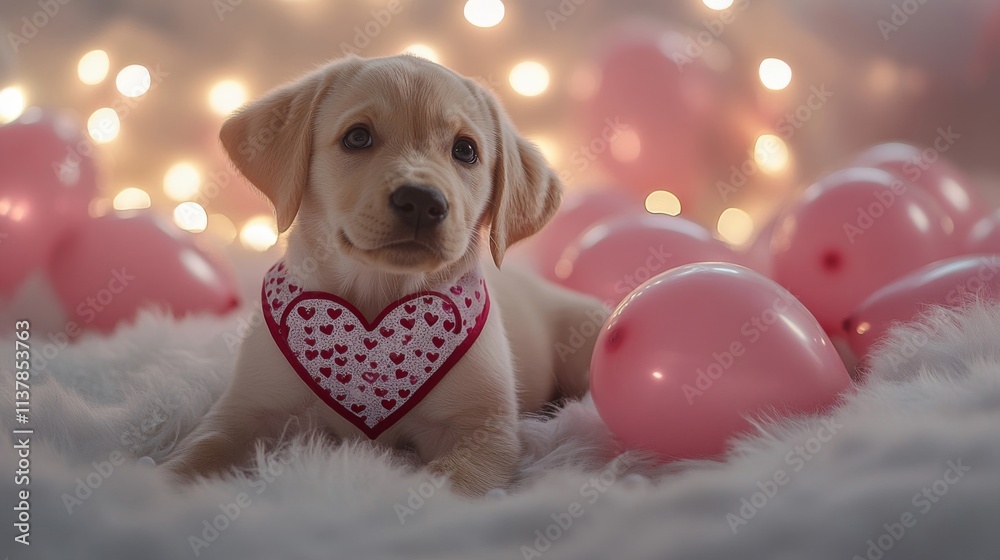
top-left (48, 213), bottom-right (240, 333)
top-left (845, 255), bottom-right (1000, 361)
top-left (966, 209), bottom-right (1000, 253)
top-left (771, 167), bottom-right (957, 333)
top-left (580, 26), bottom-right (719, 208)
top-left (0, 112), bottom-right (99, 295)
top-left (591, 263), bottom-right (851, 460)
top-left (519, 190), bottom-right (641, 282)
top-left (556, 213), bottom-right (744, 308)
top-left (853, 143), bottom-right (988, 238)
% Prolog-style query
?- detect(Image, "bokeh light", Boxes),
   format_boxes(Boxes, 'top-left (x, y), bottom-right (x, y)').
top-left (753, 133), bottom-right (790, 174)
top-left (464, 0), bottom-right (505, 28)
top-left (568, 66), bottom-right (600, 101)
top-left (759, 58), bottom-right (792, 90)
top-left (645, 190), bottom-right (682, 216)
top-left (702, 0), bottom-right (735, 9)
top-left (77, 50), bottom-right (110, 85)
top-left (116, 64), bottom-right (152, 97)
top-left (208, 79), bottom-right (248, 116)
top-left (87, 108), bottom-right (121, 143)
top-left (401, 44), bottom-right (440, 64)
top-left (112, 187), bottom-right (152, 211)
top-left (240, 215), bottom-right (279, 251)
top-left (509, 61), bottom-right (550, 96)
top-left (0, 86), bottom-right (26, 124)
top-left (611, 128), bottom-right (642, 163)
top-left (163, 162), bottom-right (202, 201)
top-left (717, 208), bottom-right (754, 245)
top-left (173, 201), bottom-right (208, 233)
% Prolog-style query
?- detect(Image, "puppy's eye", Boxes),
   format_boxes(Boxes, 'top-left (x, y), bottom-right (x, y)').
top-left (343, 126), bottom-right (373, 149)
top-left (452, 138), bottom-right (478, 164)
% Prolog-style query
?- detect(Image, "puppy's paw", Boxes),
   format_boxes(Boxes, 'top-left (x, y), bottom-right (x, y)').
top-left (427, 449), bottom-right (517, 497)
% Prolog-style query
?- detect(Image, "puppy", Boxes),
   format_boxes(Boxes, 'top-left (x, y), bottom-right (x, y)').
top-left (164, 55), bottom-right (603, 495)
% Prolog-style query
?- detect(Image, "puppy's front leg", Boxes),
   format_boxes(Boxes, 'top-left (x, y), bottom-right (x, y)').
top-left (422, 408), bottom-right (521, 496)
top-left (162, 392), bottom-right (263, 481)
top-left (163, 323), bottom-right (310, 481)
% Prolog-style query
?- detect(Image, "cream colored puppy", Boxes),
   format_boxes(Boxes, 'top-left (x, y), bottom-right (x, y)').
top-left (164, 55), bottom-right (603, 495)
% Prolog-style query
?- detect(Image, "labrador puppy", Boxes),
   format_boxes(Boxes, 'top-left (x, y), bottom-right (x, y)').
top-left (164, 55), bottom-right (604, 495)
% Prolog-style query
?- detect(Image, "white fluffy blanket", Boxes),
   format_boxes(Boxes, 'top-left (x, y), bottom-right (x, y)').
top-left (2, 302), bottom-right (999, 560)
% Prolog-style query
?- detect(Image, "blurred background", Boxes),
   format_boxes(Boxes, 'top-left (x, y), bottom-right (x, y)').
top-left (2, 0), bottom-right (999, 344)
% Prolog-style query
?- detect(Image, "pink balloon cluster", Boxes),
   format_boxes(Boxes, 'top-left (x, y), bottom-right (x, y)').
top-left (765, 144), bottom-right (992, 342)
top-left (0, 112), bottom-right (96, 292)
top-left (573, 142), bottom-right (994, 461)
top-left (0, 114), bottom-right (240, 335)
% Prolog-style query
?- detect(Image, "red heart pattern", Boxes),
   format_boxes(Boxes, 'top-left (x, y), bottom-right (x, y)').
top-left (263, 261), bottom-right (489, 439)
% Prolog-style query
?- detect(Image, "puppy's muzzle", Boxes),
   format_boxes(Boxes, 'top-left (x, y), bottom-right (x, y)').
top-left (391, 184), bottom-right (449, 229)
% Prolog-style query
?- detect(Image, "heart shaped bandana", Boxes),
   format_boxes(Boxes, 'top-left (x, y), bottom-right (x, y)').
top-left (262, 261), bottom-right (490, 439)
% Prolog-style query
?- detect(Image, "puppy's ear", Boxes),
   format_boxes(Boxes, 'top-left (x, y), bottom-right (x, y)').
top-left (220, 58), bottom-right (358, 232)
top-left (483, 91), bottom-right (563, 268)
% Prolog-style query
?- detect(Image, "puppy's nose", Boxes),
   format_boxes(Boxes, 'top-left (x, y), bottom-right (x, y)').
top-left (390, 185), bottom-right (449, 228)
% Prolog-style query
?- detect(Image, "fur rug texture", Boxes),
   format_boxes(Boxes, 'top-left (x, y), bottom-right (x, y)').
top-left (1, 301), bottom-right (999, 560)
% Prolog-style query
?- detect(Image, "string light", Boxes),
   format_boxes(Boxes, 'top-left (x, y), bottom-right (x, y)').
top-left (173, 201), bottom-right (208, 233)
top-left (112, 187), bottom-right (152, 211)
top-left (163, 162), bottom-right (202, 201)
top-left (702, 0), bottom-right (734, 9)
top-left (753, 134), bottom-right (790, 174)
top-left (116, 64), bottom-right (152, 97)
top-left (464, 0), bottom-right (504, 28)
top-left (401, 44), bottom-right (440, 64)
top-left (759, 58), bottom-right (792, 90)
top-left (717, 208), bottom-right (754, 245)
top-left (509, 61), bottom-right (549, 96)
top-left (77, 50), bottom-right (110, 85)
top-left (240, 215), bottom-right (279, 251)
top-left (87, 108), bottom-right (121, 143)
top-left (645, 191), bottom-right (682, 216)
top-left (208, 79), bottom-right (248, 116)
top-left (0, 86), bottom-right (26, 124)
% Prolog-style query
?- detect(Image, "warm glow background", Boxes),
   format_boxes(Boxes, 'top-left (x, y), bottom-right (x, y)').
top-left (2, 0), bottom-right (998, 253)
